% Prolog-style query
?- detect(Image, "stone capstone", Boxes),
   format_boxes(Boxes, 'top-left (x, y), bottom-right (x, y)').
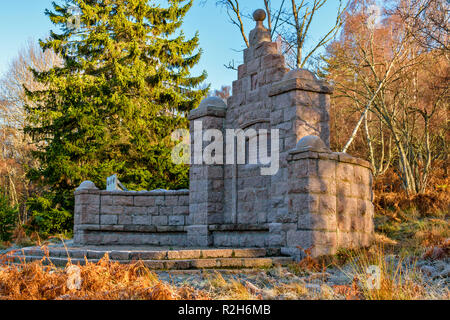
top-left (76, 181), bottom-right (98, 191)
top-left (293, 135), bottom-right (331, 153)
top-left (283, 68), bottom-right (317, 81)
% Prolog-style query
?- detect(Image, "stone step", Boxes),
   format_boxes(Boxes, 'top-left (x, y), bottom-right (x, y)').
top-left (9, 255), bottom-right (293, 270)
top-left (9, 247), bottom-right (282, 261)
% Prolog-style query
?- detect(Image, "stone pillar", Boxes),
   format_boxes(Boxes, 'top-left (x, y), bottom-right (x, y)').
top-left (269, 68), bottom-right (333, 149)
top-left (286, 136), bottom-right (374, 258)
top-left (266, 69), bottom-right (333, 249)
top-left (187, 97), bottom-right (227, 246)
top-left (73, 181), bottom-right (99, 245)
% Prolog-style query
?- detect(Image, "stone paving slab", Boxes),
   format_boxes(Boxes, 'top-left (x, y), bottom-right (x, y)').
top-left (7, 255), bottom-right (292, 270)
top-left (4, 244), bottom-right (292, 270)
top-left (8, 246), bottom-right (282, 260)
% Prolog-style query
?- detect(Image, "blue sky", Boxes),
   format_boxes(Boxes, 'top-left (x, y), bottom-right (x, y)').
top-left (0, 0), bottom-right (343, 90)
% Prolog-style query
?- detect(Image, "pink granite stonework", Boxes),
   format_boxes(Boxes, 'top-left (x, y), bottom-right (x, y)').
top-left (73, 9), bottom-right (374, 259)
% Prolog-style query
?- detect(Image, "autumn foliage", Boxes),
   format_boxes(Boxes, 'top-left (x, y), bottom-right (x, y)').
top-left (0, 253), bottom-right (209, 300)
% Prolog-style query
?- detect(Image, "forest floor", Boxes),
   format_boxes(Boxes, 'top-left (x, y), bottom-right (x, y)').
top-left (0, 204), bottom-right (448, 300)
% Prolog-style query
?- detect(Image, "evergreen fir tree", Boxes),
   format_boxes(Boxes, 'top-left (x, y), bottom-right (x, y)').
top-left (25, 0), bottom-right (207, 207)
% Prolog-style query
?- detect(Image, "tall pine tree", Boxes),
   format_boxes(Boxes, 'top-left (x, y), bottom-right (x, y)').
top-left (25, 0), bottom-right (207, 208)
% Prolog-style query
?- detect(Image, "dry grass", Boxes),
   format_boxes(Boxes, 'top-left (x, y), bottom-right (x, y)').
top-left (1, 225), bottom-right (69, 252)
top-left (272, 283), bottom-right (308, 298)
top-left (376, 214), bottom-right (449, 257)
top-left (204, 272), bottom-right (259, 300)
top-left (422, 237), bottom-right (450, 260)
top-left (0, 254), bottom-right (210, 300)
top-left (287, 246), bottom-right (326, 276)
top-left (373, 180), bottom-right (449, 257)
top-left (415, 222), bottom-right (449, 248)
top-left (205, 272), bottom-right (315, 300)
top-left (373, 170), bottom-right (449, 222)
top-left (338, 246), bottom-right (433, 300)
top-left (332, 278), bottom-right (363, 300)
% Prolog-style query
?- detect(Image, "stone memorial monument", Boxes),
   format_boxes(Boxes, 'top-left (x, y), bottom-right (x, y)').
top-left (73, 9), bottom-right (374, 258)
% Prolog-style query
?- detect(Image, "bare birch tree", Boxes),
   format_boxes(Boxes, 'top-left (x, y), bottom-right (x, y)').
top-left (0, 40), bottom-right (62, 217)
top-left (325, 0), bottom-right (448, 194)
top-left (211, 0), bottom-right (347, 69)
top-left (395, 0), bottom-right (449, 55)
top-left (280, 0), bottom-right (348, 68)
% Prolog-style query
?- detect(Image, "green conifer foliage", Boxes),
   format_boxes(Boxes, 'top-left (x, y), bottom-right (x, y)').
top-left (25, 0), bottom-right (207, 208)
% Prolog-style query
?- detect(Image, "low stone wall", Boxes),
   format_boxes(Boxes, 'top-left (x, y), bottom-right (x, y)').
top-left (285, 142), bottom-right (374, 257)
top-left (74, 189), bottom-right (189, 246)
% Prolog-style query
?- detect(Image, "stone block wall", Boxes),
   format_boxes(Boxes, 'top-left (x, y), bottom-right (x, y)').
top-left (224, 40), bottom-right (286, 230)
top-left (74, 188), bottom-right (189, 246)
top-left (285, 140), bottom-right (374, 258)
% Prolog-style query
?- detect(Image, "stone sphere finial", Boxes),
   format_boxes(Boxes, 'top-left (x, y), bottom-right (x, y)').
top-left (198, 96), bottom-right (227, 110)
top-left (296, 135), bottom-right (331, 152)
top-left (249, 9), bottom-right (271, 46)
top-left (253, 9), bottom-right (266, 22)
top-left (76, 180), bottom-right (98, 191)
